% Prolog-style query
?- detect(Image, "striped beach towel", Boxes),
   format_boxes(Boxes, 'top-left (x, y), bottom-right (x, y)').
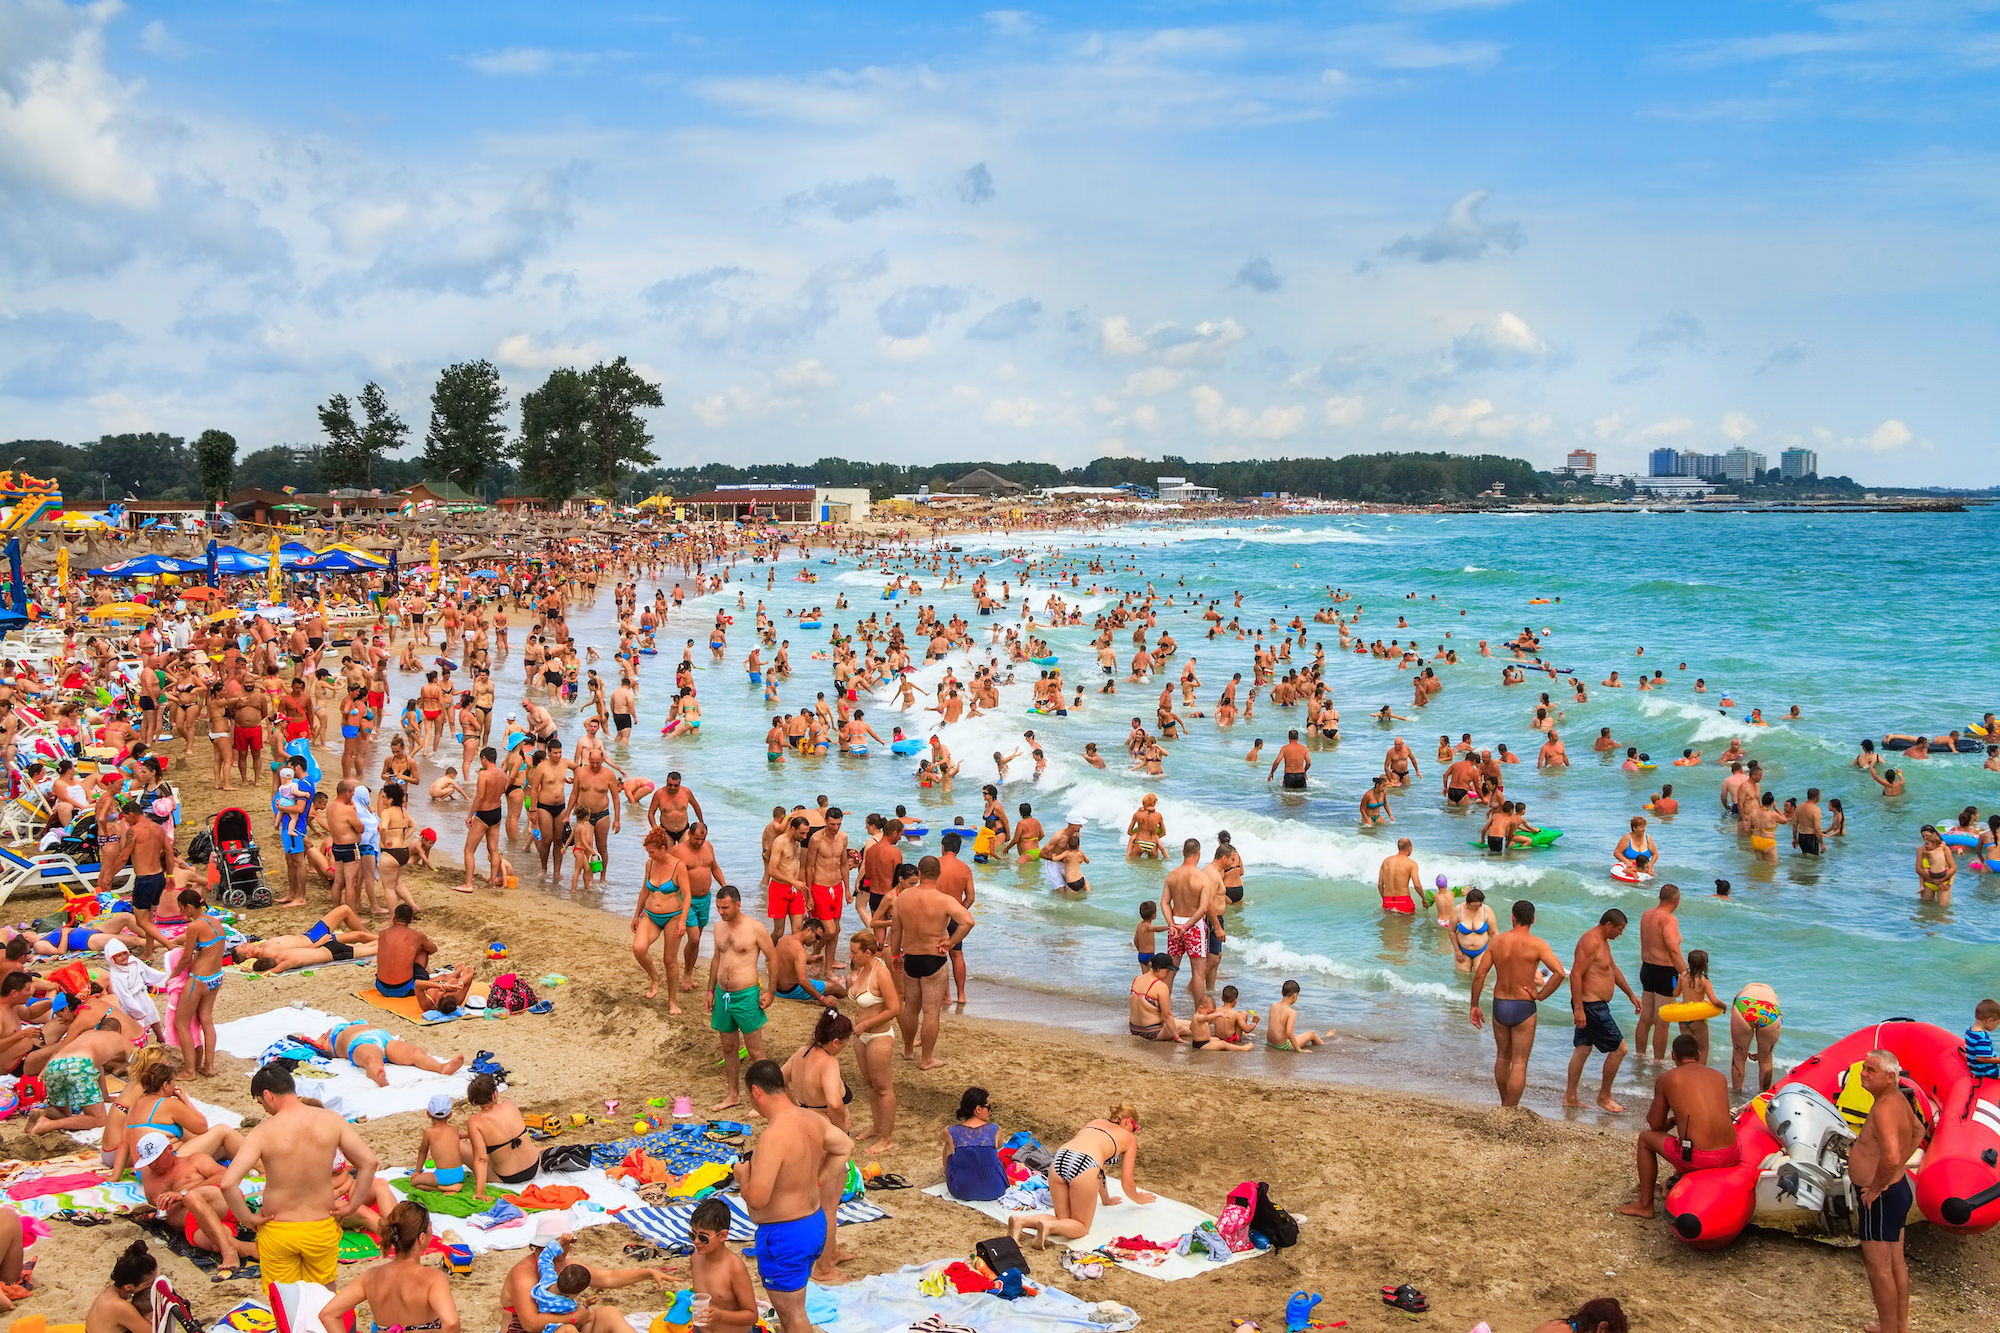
top-left (617, 1194), bottom-right (889, 1255)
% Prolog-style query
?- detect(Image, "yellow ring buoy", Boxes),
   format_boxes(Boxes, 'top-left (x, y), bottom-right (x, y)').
top-left (1659, 1000), bottom-right (1724, 1023)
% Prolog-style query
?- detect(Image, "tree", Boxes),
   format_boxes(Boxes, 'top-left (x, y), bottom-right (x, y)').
top-left (86, 433), bottom-right (191, 499)
top-left (421, 360), bottom-right (510, 491)
top-left (317, 393), bottom-right (362, 488)
top-left (581, 357), bottom-right (663, 496)
top-left (193, 429), bottom-right (237, 501)
top-left (357, 382), bottom-right (408, 488)
top-left (511, 358), bottom-right (662, 499)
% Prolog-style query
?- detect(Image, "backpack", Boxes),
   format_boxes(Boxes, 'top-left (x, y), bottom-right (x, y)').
top-left (1217, 1181), bottom-right (1257, 1253)
top-left (488, 973), bottom-right (538, 1014)
top-left (1249, 1180), bottom-right (1299, 1249)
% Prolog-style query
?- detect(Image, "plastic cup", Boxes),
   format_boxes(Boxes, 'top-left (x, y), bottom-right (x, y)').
top-left (690, 1294), bottom-right (711, 1328)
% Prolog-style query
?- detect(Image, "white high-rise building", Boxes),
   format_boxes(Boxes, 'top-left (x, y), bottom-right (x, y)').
top-left (1780, 448), bottom-right (1818, 480)
top-left (1723, 448), bottom-right (1767, 482)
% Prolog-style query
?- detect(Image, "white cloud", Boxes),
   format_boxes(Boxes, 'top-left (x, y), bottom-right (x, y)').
top-left (463, 48), bottom-right (611, 76)
top-left (1322, 394), bottom-right (1365, 427)
top-left (985, 396), bottom-right (1077, 428)
top-left (1384, 398), bottom-right (1549, 441)
top-left (992, 362), bottom-right (1019, 381)
top-left (1191, 384), bottom-right (1304, 440)
top-left (876, 335), bottom-right (933, 362)
top-left (985, 10), bottom-right (1037, 36)
top-left (1635, 416), bottom-right (1695, 439)
top-left (1448, 310), bottom-right (1563, 372)
top-left (773, 359), bottom-right (836, 390)
top-left (690, 359), bottom-right (836, 426)
top-left (1122, 366), bottom-right (1186, 397)
top-left (138, 20), bottom-right (187, 57)
top-left (1865, 419), bottom-right (1912, 451)
top-left (946, 384), bottom-right (984, 406)
top-left (1593, 411), bottom-right (1624, 440)
top-left (0, 0), bottom-right (155, 207)
top-left (495, 332), bottom-right (606, 371)
top-left (1372, 189), bottom-right (1522, 265)
top-left (852, 391), bottom-right (897, 418)
top-left (783, 176), bottom-right (907, 222)
top-left (1130, 403), bottom-right (1160, 430)
top-left (1100, 315), bottom-right (1149, 357)
top-left (1720, 410), bottom-right (1758, 441)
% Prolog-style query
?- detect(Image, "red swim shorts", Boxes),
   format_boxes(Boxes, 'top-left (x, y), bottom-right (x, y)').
top-left (767, 881), bottom-right (806, 919)
top-left (1662, 1139), bottom-right (1743, 1171)
top-left (1381, 896), bottom-right (1417, 914)
top-left (231, 725), bottom-right (263, 754)
top-left (809, 884), bottom-right (842, 921)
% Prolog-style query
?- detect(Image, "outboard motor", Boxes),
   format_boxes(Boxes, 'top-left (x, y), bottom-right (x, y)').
top-left (1768, 1085), bottom-right (1860, 1231)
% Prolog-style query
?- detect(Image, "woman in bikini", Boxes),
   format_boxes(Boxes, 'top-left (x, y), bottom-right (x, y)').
top-left (468, 1072), bottom-right (541, 1199)
top-left (1007, 1104), bottom-right (1154, 1248)
top-left (846, 932), bottom-right (900, 1154)
top-left (377, 783), bottom-right (418, 919)
top-left (303, 1023), bottom-right (464, 1089)
top-left (1359, 774), bottom-right (1393, 827)
top-left (107, 1049), bottom-right (245, 1177)
top-left (1450, 887), bottom-right (1497, 973)
top-left (319, 1202), bottom-right (458, 1333)
top-left (781, 1007), bottom-right (856, 1283)
top-left (631, 827), bottom-right (686, 1009)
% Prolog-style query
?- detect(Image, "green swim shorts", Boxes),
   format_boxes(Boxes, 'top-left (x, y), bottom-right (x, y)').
top-left (710, 984), bottom-right (768, 1034)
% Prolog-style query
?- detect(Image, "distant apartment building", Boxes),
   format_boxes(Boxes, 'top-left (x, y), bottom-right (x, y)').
top-left (1650, 448), bottom-right (1728, 479)
top-left (1780, 447), bottom-right (1819, 480)
top-left (1566, 449), bottom-right (1598, 473)
top-left (1723, 447), bottom-right (1768, 482)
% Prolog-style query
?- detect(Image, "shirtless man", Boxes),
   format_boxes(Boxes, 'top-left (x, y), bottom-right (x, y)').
top-left (707, 887), bottom-right (777, 1110)
top-left (528, 742), bottom-right (569, 873)
top-left (736, 1060), bottom-right (855, 1333)
top-left (1848, 1049), bottom-right (1922, 1333)
top-left (936, 831), bottom-right (978, 1005)
top-left (1383, 736), bottom-right (1418, 787)
top-left (327, 780), bottom-right (365, 916)
top-left (1537, 729), bottom-right (1569, 769)
top-left (889, 856), bottom-right (976, 1069)
top-left (96, 799), bottom-right (177, 957)
top-left (670, 823), bottom-right (725, 985)
top-left (1266, 729), bottom-right (1310, 790)
top-left (646, 771), bottom-right (704, 843)
top-left (1470, 899), bottom-right (1568, 1107)
top-left (1566, 908), bottom-right (1640, 1113)
top-left (1616, 1033), bottom-right (1738, 1219)
top-left (1376, 838), bottom-right (1422, 914)
top-left (565, 751), bottom-right (620, 885)
top-left (1634, 883), bottom-right (1686, 1059)
top-left (1793, 787), bottom-right (1826, 855)
top-left (219, 1063), bottom-right (379, 1287)
top-left (459, 747), bottom-right (506, 893)
top-left (802, 810), bottom-right (851, 979)
top-left (762, 815), bottom-right (811, 940)
top-left (608, 678), bottom-right (638, 743)
top-left (1159, 839), bottom-right (1222, 1009)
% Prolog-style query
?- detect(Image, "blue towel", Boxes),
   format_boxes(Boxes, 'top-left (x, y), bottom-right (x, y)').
top-left (468, 1198), bottom-right (525, 1230)
top-left (617, 1195), bottom-right (889, 1256)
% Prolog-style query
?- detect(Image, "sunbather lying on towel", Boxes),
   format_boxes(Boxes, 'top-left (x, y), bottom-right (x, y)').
top-left (298, 1023), bottom-right (465, 1087)
top-left (233, 938), bottom-right (381, 974)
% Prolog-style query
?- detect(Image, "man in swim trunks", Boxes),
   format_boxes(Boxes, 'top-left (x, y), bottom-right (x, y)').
top-left (1634, 882), bottom-right (1686, 1059)
top-left (1266, 728), bottom-right (1311, 790)
top-left (936, 831), bottom-right (978, 1004)
top-left (1793, 787), bottom-right (1826, 855)
top-left (671, 822), bottom-right (725, 987)
top-left (460, 747), bottom-right (506, 893)
top-left (801, 807), bottom-right (852, 979)
top-left (273, 766), bottom-right (313, 907)
top-left (762, 815), bottom-right (812, 941)
top-left (1848, 1048), bottom-right (1921, 1333)
top-left (772, 921), bottom-right (847, 1002)
top-left (1470, 899), bottom-right (1567, 1108)
top-left (647, 771), bottom-right (704, 844)
top-left (736, 1059), bottom-right (854, 1331)
top-left (1566, 908), bottom-right (1639, 1113)
top-left (1159, 838), bottom-right (1223, 1009)
top-left (219, 1063), bottom-right (379, 1287)
top-left (1377, 838), bottom-right (1422, 914)
top-left (1616, 1032), bottom-right (1739, 1218)
top-left (707, 886), bottom-right (777, 1111)
top-left (565, 750), bottom-right (621, 880)
top-left (375, 903), bottom-right (436, 999)
top-left (890, 856), bottom-right (976, 1071)
top-left (96, 797), bottom-right (177, 958)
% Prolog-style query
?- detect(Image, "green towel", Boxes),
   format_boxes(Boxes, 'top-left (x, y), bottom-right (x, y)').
top-left (390, 1178), bottom-right (518, 1217)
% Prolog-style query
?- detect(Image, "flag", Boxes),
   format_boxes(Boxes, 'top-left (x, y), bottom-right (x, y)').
top-left (281, 485), bottom-right (298, 496)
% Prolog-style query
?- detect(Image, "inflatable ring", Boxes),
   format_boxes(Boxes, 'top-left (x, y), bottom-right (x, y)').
top-left (1658, 1000), bottom-right (1724, 1023)
top-left (890, 739), bottom-right (923, 755)
top-left (1029, 655), bottom-right (1059, 666)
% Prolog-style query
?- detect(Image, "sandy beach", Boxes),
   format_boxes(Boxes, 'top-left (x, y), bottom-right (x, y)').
top-left (7, 755), bottom-right (1995, 1333)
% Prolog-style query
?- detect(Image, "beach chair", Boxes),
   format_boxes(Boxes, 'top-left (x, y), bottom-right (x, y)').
top-left (0, 845), bottom-right (132, 909)
top-left (0, 786), bottom-right (51, 844)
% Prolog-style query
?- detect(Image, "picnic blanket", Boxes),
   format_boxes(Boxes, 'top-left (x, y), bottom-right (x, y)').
top-left (922, 1182), bottom-right (1269, 1281)
top-left (588, 1121), bottom-right (750, 1172)
top-left (384, 1167), bottom-right (636, 1256)
top-left (73, 1094), bottom-right (241, 1148)
top-left (615, 1193), bottom-right (889, 1256)
top-left (213, 1004), bottom-right (470, 1119)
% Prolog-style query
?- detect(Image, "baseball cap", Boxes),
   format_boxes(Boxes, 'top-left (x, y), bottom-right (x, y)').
top-left (426, 1093), bottom-right (454, 1118)
top-left (133, 1132), bottom-right (173, 1169)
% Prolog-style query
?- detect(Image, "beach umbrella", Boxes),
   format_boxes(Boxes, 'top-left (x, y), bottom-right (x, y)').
top-left (295, 549), bottom-right (382, 572)
top-left (177, 586), bottom-right (222, 602)
top-left (209, 544), bottom-right (269, 574)
top-left (470, 569), bottom-right (499, 579)
top-left (87, 554), bottom-right (204, 577)
top-left (87, 601), bottom-right (151, 620)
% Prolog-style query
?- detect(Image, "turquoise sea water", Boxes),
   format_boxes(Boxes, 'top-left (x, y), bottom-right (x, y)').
top-left (417, 507), bottom-right (2000, 1111)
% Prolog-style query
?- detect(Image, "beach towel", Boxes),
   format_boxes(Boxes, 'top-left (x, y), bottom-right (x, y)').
top-left (588, 1122), bottom-right (750, 1173)
top-left (811, 1263), bottom-right (1139, 1333)
top-left (350, 983), bottom-right (506, 1026)
top-left (615, 1194), bottom-right (889, 1256)
top-left (214, 1005), bottom-right (470, 1119)
top-left (379, 1167), bottom-right (636, 1256)
top-left (921, 1182), bottom-right (1270, 1282)
top-left (389, 1178), bottom-right (518, 1218)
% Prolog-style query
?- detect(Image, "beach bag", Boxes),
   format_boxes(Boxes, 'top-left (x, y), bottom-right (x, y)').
top-left (539, 1142), bottom-right (594, 1173)
top-left (1249, 1180), bottom-right (1298, 1249)
top-left (1217, 1181), bottom-right (1257, 1253)
top-left (974, 1234), bottom-right (1030, 1278)
top-left (488, 973), bottom-right (538, 1014)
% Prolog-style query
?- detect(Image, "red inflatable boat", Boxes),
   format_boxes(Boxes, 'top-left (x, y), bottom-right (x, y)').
top-left (1665, 1019), bottom-right (2000, 1248)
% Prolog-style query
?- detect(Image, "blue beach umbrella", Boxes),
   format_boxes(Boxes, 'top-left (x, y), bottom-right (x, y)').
top-left (209, 544), bottom-right (270, 574)
top-left (87, 554), bottom-right (205, 577)
top-left (295, 549), bottom-right (383, 572)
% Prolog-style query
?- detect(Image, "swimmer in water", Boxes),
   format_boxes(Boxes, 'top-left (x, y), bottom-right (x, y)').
top-left (1614, 816), bottom-right (1658, 877)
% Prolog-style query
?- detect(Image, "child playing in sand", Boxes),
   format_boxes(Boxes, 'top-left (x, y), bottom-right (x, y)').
top-left (410, 1093), bottom-right (469, 1193)
top-left (1266, 980), bottom-right (1332, 1051)
top-left (428, 768), bottom-right (463, 802)
top-left (1134, 901), bottom-right (1160, 972)
top-left (1676, 949), bottom-right (1723, 1063)
top-left (688, 1196), bottom-right (757, 1331)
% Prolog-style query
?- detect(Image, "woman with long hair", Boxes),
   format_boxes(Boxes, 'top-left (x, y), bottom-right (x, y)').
top-left (320, 1202), bottom-right (459, 1333)
top-left (846, 932), bottom-right (899, 1152)
top-left (1007, 1104), bottom-right (1154, 1248)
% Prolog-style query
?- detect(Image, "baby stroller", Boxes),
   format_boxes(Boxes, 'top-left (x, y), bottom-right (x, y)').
top-left (201, 807), bottom-right (271, 910)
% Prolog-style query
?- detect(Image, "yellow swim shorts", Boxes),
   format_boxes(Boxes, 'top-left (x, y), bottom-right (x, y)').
top-left (258, 1215), bottom-right (341, 1284)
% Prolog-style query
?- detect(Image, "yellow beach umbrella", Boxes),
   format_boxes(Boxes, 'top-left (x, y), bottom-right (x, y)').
top-left (87, 601), bottom-right (151, 620)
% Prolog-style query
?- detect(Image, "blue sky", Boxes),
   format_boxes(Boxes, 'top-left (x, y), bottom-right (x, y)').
top-left (2, 0), bottom-right (1996, 482)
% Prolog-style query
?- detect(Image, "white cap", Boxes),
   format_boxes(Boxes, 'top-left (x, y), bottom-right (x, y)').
top-left (279, 767), bottom-right (296, 782)
top-left (133, 1132), bottom-right (173, 1169)
top-left (427, 1093), bottom-right (455, 1118)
